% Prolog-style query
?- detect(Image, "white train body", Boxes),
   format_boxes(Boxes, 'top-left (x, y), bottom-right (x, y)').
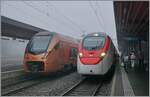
top-left (77, 32), bottom-right (116, 75)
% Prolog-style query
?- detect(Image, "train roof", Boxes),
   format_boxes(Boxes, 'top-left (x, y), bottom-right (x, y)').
top-left (86, 32), bottom-right (107, 37)
top-left (59, 33), bottom-right (78, 44)
top-left (35, 31), bottom-right (56, 36)
top-left (36, 31), bottom-right (78, 44)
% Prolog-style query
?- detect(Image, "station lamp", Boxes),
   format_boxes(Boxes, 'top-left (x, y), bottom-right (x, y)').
top-left (93, 33), bottom-right (99, 36)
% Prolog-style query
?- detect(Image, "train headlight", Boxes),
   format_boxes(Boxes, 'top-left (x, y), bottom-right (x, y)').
top-left (79, 53), bottom-right (83, 57)
top-left (41, 56), bottom-right (46, 59)
top-left (100, 52), bottom-right (106, 58)
top-left (41, 52), bottom-right (49, 59)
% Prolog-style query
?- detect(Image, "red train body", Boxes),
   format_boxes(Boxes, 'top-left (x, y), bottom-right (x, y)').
top-left (24, 31), bottom-right (78, 73)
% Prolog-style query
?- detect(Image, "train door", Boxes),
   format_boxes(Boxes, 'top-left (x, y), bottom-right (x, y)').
top-left (70, 47), bottom-right (78, 66)
top-left (62, 42), bottom-right (68, 64)
top-left (59, 41), bottom-right (65, 65)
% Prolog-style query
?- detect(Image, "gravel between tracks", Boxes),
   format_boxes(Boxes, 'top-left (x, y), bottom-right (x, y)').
top-left (3, 71), bottom-right (113, 96)
top-left (10, 72), bottom-right (83, 96)
top-left (49, 75), bottom-right (113, 96)
top-left (96, 77), bottom-right (113, 96)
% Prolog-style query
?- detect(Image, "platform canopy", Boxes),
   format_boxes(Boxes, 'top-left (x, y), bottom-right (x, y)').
top-left (114, 1), bottom-right (149, 52)
top-left (1, 16), bottom-right (45, 40)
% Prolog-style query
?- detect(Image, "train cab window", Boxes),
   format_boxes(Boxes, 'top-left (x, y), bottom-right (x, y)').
top-left (70, 48), bottom-right (78, 57)
top-left (83, 36), bottom-right (105, 50)
top-left (28, 35), bottom-right (52, 54)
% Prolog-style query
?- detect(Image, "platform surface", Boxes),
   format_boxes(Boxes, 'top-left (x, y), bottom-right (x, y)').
top-left (112, 63), bottom-right (149, 96)
top-left (126, 66), bottom-right (149, 96)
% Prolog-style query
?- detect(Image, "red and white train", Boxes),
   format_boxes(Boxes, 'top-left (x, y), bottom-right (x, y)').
top-left (77, 32), bottom-right (118, 75)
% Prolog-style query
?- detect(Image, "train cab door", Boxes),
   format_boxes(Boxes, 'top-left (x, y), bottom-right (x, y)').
top-left (70, 47), bottom-right (78, 65)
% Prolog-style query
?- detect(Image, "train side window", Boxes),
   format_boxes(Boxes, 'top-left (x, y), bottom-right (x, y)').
top-left (54, 42), bottom-right (60, 50)
top-left (70, 48), bottom-right (78, 57)
top-left (107, 36), bottom-right (111, 41)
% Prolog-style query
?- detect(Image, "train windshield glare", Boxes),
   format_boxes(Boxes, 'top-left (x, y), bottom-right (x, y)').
top-left (83, 36), bottom-right (105, 50)
top-left (29, 35), bottom-right (52, 54)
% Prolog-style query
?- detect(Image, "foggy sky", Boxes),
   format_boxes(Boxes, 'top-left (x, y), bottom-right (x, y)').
top-left (2, 1), bottom-right (118, 48)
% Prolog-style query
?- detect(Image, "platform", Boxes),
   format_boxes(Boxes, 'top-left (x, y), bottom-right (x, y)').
top-left (126, 66), bottom-right (149, 96)
top-left (111, 63), bottom-right (149, 96)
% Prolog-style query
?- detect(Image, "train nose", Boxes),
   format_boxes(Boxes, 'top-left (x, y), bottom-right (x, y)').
top-left (80, 57), bottom-right (101, 65)
top-left (27, 61), bottom-right (45, 72)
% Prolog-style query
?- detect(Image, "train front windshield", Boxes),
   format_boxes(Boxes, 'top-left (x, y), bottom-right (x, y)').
top-left (28, 35), bottom-right (52, 54)
top-left (83, 36), bottom-right (105, 50)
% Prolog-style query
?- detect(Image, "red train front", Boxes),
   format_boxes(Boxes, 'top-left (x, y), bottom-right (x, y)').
top-left (24, 31), bottom-right (78, 74)
top-left (77, 32), bottom-right (116, 75)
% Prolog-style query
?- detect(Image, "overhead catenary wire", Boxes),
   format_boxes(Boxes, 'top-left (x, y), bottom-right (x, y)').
top-left (89, 1), bottom-right (105, 32)
top-left (22, 1), bottom-right (82, 33)
top-left (46, 1), bottom-right (86, 33)
top-left (96, 1), bottom-right (106, 32)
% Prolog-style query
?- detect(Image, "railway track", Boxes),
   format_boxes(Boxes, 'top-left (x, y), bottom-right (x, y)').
top-left (2, 78), bottom-right (49, 96)
top-left (2, 70), bottom-right (76, 96)
top-left (1, 69), bottom-right (39, 88)
top-left (2, 74), bottom-right (39, 89)
top-left (61, 78), bottom-right (103, 96)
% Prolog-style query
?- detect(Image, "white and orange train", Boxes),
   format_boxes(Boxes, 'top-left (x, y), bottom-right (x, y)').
top-left (24, 31), bottom-right (78, 74)
top-left (77, 32), bottom-right (118, 75)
